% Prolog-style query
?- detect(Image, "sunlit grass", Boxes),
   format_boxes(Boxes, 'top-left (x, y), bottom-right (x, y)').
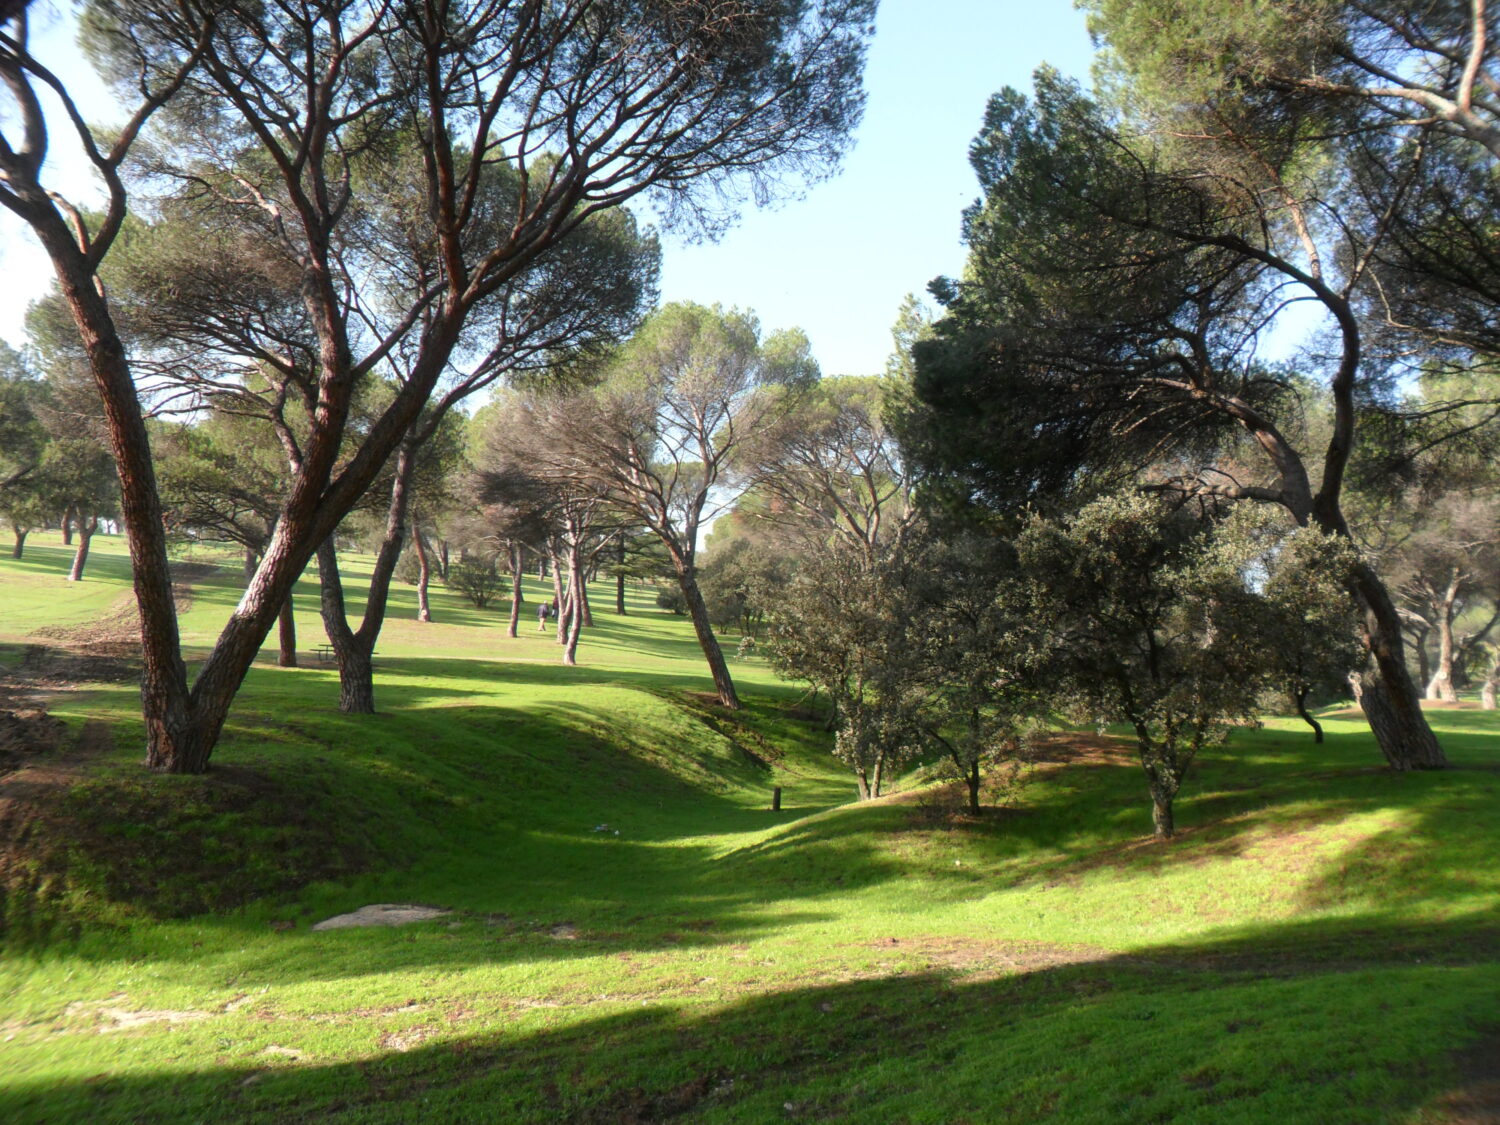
top-left (1, 531), bottom-right (1497, 1122)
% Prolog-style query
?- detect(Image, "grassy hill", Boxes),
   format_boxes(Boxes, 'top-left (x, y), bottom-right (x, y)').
top-left (1, 531), bottom-right (1497, 1123)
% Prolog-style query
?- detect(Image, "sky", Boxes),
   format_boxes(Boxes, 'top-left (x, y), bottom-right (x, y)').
top-left (656, 1), bottom-right (1098, 375)
top-left (0, 1), bottom-right (1101, 373)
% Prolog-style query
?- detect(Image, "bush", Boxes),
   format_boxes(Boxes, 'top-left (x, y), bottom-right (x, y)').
top-left (656, 586), bottom-right (686, 615)
top-left (446, 556), bottom-right (503, 609)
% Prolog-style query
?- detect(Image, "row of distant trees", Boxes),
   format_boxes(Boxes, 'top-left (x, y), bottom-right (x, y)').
top-left (0, 341), bottom-right (117, 579)
top-left (0, 0), bottom-right (876, 772)
top-left (4, 0), bottom-right (1499, 843)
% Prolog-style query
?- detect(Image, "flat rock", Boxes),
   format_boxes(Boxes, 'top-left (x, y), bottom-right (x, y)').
top-left (311, 904), bottom-right (451, 931)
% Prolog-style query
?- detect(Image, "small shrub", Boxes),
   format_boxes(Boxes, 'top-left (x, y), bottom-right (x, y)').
top-left (446, 556), bottom-right (503, 608)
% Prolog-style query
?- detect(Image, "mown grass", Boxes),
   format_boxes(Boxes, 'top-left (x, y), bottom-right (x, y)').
top-left (0, 530), bottom-right (1497, 1123)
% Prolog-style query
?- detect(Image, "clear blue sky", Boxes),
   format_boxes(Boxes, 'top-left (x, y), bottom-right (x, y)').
top-left (0, 2), bottom-right (1099, 370)
top-left (656, 0), bottom-right (1098, 375)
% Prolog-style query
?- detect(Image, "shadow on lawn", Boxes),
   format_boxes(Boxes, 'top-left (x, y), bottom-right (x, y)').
top-left (4, 913), bottom-right (1498, 1125)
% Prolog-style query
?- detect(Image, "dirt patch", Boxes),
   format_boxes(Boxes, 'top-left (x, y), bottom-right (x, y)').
top-left (0, 708), bottom-right (66, 777)
top-left (1420, 1028), bottom-right (1500, 1123)
top-left (1029, 731), bottom-right (1136, 769)
top-left (63, 996), bottom-right (211, 1033)
top-left (863, 935), bottom-right (1108, 979)
top-left (16, 561), bottom-right (225, 695)
top-left (379, 1025), bottom-right (440, 1052)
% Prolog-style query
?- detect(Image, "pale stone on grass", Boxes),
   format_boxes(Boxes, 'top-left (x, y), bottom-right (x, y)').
top-left (310, 904), bottom-right (451, 931)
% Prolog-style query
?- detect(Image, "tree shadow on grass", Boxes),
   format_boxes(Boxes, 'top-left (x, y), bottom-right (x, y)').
top-left (3, 913), bottom-right (1498, 1124)
top-left (5, 683), bottom-right (879, 972)
top-left (813, 715), bottom-right (1500, 919)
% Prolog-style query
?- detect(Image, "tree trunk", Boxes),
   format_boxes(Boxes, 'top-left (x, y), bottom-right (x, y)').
top-left (675, 562), bottom-right (741, 709)
top-left (1151, 790), bottom-right (1175, 839)
top-left (1426, 600), bottom-right (1459, 702)
top-left (562, 546), bottom-right (584, 665)
top-left (871, 750), bottom-right (886, 798)
top-left (616, 536), bottom-right (627, 614)
top-left (563, 589), bottom-right (584, 665)
top-left (413, 527), bottom-right (432, 623)
top-left (1483, 676), bottom-right (1498, 710)
top-left (967, 759), bottom-right (981, 814)
top-left (313, 447), bottom-right (419, 714)
top-left (1410, 626), bottom-right (1431, 687)
top-left (67, 517), bottom-right (95, 581)
top-left (1350, 563), bottom-right (1447, 769)
top-left (278, 594), bottom-right (297, 667)
top-left (508, 543), bottom-right (523, 639)
top-left (579, 580), bottom-right (593, 627)
top-left (437, 539), bottom-right (450, 581)
top-left (551, 552), bottom-right (568, 643)
top-left (61, 506), bottom-right (74, 546)
top-left (316, 539), bottom-right (376, 714)
top-left (854, 767), bottom-right (871, 801)
top-left (11, 528), bottom-right (26, 558)
top-left (1294, 687), bottom-right (1324, 743)
top-left (244, 546), bottom-right (258, 581)
top-left (1355, 667), bottom-right (1438, 770)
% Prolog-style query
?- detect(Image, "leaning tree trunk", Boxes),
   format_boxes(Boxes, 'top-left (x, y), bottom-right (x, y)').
top-left (1350, 563), bottom-right (1447, 769)
top-left (10, 528), bottom-right (26, 558)
top-left (413, 526), bottom-right (433, 623)
top-left (674, 559), bottom-right (740, 709)
top-left (1294, 687), bottom-right (1324, 743)
top-left (278, 594), bottom-right (298, 667)
top-left (579, 579), bottom-right (593, 627)
top-left (66, 516), bottom-right (96, 581)
top-left (30, 216), bottom-right (208, 772)
top-left (854, 766), bottom-right (871, 801)
top-left (871, 750), bottom-right (886, 798)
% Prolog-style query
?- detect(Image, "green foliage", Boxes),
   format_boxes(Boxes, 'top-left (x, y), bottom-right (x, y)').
top-left (698, 536), bottom-right (795, 636)
top-left (765, 528), bottom-right (1036, 806)
top-left (654, 585), bottom-right (686, 615)
top-left (900, 73), bottom-right (1280, 517)
top-left (444, 555), bottom-right (504, 609)
top-left (1016, 494), bottom-right (1357, 836)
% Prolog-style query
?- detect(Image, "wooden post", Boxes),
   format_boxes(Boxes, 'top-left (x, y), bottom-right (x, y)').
top-left (771, 786), bottom-right (782, 811)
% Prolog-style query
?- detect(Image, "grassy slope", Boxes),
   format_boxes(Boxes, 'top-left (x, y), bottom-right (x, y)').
top-left (0, 531), bottom-right (1497, 1123)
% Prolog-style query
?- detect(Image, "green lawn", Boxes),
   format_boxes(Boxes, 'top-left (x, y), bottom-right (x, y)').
top-left (0, 531), bottom-right (1497, 1123)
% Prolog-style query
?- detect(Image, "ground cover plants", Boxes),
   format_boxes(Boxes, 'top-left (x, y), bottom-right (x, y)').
top-left (1, 532), bottom-right (1498, 1123)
